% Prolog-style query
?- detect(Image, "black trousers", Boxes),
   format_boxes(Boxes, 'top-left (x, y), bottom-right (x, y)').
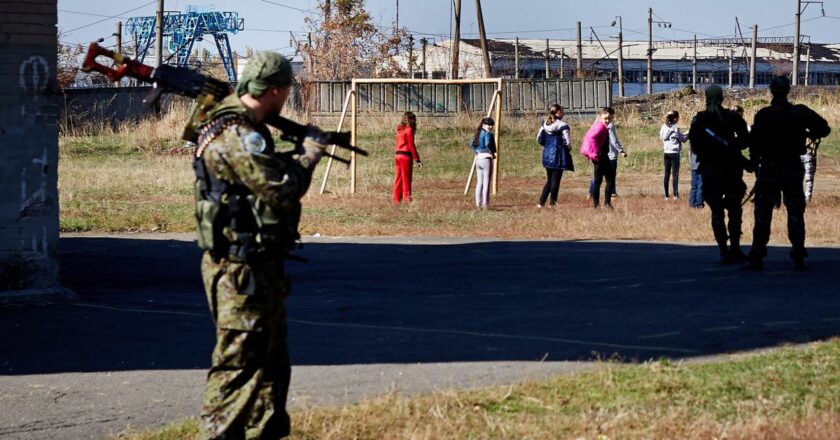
top-left (701, 172), bottom-right (746, 253)
top-left (750, 163), bottom-right (807, 260)
top-left (592, 159), bottom-right (615, 207)
top-left (539, 168), bottom-right (564, 206)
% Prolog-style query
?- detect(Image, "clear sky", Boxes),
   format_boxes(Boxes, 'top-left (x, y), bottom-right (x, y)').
top-left (58, 0), bottom-right (840, 60)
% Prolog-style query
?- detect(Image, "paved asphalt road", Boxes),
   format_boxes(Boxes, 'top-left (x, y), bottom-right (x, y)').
top-left (2, 233), bottom-right (840, 439)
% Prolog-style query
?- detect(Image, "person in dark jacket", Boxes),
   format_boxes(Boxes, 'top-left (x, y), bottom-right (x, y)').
top-left (688, 85), bottom-right (752, 264)
top-left (747, 76), bottom-right (831, 270)
top-left (536, 104), bottom-right (574, 207)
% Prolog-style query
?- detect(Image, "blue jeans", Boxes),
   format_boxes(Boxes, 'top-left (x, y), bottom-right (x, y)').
top-left (689, 169), bottom-right (704, 207)
top-left (589, 159), bottom-right (618, 195)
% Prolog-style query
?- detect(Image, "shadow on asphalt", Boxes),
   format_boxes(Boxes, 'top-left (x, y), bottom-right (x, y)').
top-left (2, 236), bottom-right (839, 375)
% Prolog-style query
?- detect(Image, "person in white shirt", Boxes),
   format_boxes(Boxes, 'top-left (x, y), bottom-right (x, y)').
top-left (660, 110), bottom-right (688, 199)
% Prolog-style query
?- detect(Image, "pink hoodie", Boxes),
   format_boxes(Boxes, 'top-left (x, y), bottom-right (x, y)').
top-left (580, 120), bottom-right (609, 161)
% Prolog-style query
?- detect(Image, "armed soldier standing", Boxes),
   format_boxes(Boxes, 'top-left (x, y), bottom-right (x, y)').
top-left (747, 76), bottom-right (830, 270)
top-left (688, 85), bottom-right (752, 264)
top-left (193, 52), bottom-right (329, 439)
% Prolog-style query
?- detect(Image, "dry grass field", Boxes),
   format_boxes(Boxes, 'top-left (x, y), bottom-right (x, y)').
top-left (60, 87), bottom-right (840, 247)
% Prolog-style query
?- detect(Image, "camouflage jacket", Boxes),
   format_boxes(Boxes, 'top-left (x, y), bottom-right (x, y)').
top-left (194, 95), bottom-right (311, 259)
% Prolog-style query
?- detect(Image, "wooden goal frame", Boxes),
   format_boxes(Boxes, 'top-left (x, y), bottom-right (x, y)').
top-left (319, 78), bottom-right (504, 195)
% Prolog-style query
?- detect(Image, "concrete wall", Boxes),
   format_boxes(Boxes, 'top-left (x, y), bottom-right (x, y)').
top-left (0, 0), bottom-right (67, 298)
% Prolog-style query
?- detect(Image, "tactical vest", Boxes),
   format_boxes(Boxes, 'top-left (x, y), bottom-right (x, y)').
top-left (192, 102), bottom-right (301, 262)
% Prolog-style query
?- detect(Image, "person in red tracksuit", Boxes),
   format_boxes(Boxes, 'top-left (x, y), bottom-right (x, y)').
top-left (393, 111), bottom-right (423, 203)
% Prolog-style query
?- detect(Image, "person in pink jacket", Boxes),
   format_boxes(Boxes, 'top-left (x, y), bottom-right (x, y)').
top-left (581, 107), bottom-right (615, 208)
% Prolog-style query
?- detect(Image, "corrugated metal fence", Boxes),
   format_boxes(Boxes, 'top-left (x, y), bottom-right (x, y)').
top-left (304, 78), bottom-right (612, 115)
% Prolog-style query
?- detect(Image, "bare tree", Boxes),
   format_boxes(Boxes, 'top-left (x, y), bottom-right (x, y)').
top-left (300, 0), bottom-right (410, 80)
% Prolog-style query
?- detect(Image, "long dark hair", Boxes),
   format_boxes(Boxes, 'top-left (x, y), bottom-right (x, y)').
top-left (665, 110), bottom-right (679, 125)
top-left (400, 111), bottom-right (417, 132)
top-left (472, 117), bottom-right (495, 148)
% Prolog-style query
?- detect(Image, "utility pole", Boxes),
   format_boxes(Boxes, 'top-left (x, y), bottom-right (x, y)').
top-left (307, 32), bottom-right (313, 74)
top-left (324, 0), bottom-right (331, 19)
top-left (614, 16), bottom-right (624, 97)
top-left (728, 49), bottom-right (734, 88)
top-left (692, 35), bottom-right (697, 90)
top-left (545, 38), bottom-right (550, 79)
top-left (560, 48), bottom-right (565, 79)
top-left (793, 0), bottom-right (801, 85)
top-left (749, 25), bottom-right (757, 89)
top-left (420, 37), bottom-right (428, 79)
top-left (114, 21), bottom-right (123, 87)
top-left (576, 21), bottom-right (582, 77)
top-left (396, 0), bottom-right (399, 30)
top-left (450, 0), bottom-right (461, 79)
top-left (115, 21), bottom-right (122, 55)
top-left (805, 43), bottom-right (811, 85)
top-left (474, 0), bottom-right (492, 78)
top-left (647, 7), bottom-right (653, 94)
top-left (155, 0), bottom-right (164, 67)
top-left (408, 34), bottom-right (414, 78)
top-left (514, 37), bottom-right (519, 79)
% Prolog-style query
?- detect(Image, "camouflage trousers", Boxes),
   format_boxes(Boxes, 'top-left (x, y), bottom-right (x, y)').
top-left (200, 251), bottom-right (291, 440)
top-left (701, 171), bottom-right (747, 254)
top-left (749, 164), bottom-right (807, 261)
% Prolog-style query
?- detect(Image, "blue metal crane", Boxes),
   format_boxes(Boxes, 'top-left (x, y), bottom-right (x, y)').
top-left (126, 5), bottom-right (244, 81)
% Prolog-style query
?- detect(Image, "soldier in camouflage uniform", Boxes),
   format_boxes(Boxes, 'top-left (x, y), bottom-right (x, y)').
top-left (193, 51), bottom-right (329, 439)
top-left (747, 76), bottom-right (831, 270)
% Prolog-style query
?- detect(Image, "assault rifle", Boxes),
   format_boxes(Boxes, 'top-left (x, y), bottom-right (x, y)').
top-left (80, 43), bottom-right (366, 164)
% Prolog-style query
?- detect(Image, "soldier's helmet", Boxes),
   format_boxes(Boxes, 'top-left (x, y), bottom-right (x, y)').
top-left (236, 51), bottom-right (293, 98)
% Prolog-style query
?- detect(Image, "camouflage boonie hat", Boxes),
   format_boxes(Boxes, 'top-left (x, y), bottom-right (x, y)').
top-left (236, 51), bottom-right (293, 97)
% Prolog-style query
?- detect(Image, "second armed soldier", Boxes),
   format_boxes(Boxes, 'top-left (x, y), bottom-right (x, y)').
top-left (747, 76), bottom-right (831, 270)
top-left (688, 85), bottom-right (752, 264)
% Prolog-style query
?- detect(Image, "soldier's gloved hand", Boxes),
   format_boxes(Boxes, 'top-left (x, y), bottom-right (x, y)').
top-left (299, 124), bottom-right (330, 168)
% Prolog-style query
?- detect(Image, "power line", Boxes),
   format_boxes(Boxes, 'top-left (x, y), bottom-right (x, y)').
top-left (260, 0), bottom-right (318, 14)
top-left (61, 1), bottom-right (156, 34)
top-left (59, 9), bottom-right (131, 19)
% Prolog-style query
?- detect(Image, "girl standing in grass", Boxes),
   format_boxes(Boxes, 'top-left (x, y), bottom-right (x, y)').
top-left (470, 117), bottom-right (496, 208)
top-left (537, 104), bottom-right (574, 207)
top-left (660, 110), bottom-right (688, 200)
top-left (393, 111), bottom-right (422, 204)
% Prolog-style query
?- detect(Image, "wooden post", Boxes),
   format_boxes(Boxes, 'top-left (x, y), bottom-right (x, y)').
top-left (545, 38), bottom-right (550, 79)
top-left (451, 0), bottom-right (461, 79)
top-left (474, 0), bottom-right (492, 78)
top-left (749, 25), bottom-right (757, 89)
top-left (514, 37), bottom-right (519, 79)
top-left (492, 88), bottom-right (502, 194)
top-left (350, 88), bottom-right (357, 194)
top-left (319, 89), bottom-right (355, 194)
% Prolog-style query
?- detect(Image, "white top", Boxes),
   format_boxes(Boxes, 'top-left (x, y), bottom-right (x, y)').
top-left (539, 119), bottom-right (571, 148)
top-left (660, 123), bottom-right (687, 154)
